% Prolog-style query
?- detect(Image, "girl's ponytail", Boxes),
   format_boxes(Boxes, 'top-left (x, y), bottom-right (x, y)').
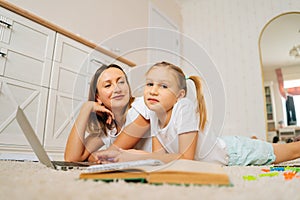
top-left (188, 76), bottom-right (207, 131)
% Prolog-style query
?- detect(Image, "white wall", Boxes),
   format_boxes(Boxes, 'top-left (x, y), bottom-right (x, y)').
top-left (6, 0), bottom-right (300, 139)
top-left (179, 0), bottom-right (300, 139)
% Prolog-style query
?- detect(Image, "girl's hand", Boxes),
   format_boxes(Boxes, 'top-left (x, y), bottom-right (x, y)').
top-left (92, 149), bottom-right (120, 164)
top-left (92, 149), bottom-right (147, 163)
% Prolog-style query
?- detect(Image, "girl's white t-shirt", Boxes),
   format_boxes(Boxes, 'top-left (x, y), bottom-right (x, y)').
top-left (132, 97), bottom-right (228, 165)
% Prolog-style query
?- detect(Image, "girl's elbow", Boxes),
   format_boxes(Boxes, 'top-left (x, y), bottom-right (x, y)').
top-left (180, 154), bottom-right (195, 160)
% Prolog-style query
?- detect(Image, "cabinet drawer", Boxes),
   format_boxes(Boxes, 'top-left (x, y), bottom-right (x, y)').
top-left (0, 7), bottom-right (55, 87)
top-left (50, 34), bottom-right (94, 92)
top-left (50, 33), bottom-right (120, 96)
top-left (0, 77), bottom-right (48, 148)
top-left (44, 88), bottom-right (84, 151)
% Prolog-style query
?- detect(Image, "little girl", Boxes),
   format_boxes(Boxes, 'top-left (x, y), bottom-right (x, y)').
top-left (95, 61), bottom-right (300, 166)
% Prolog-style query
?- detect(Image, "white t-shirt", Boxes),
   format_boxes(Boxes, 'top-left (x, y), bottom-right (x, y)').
top-left (132, 97), bottom-right (228, 165)
top-left (100, 97), bottom-right (151, 152)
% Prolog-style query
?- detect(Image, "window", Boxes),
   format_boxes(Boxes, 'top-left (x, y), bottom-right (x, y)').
top-left (284, 79), bottom-right (300, 88)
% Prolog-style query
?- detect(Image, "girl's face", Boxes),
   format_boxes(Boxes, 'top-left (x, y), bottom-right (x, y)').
top-left (96, 67), bottom-right (130, 111)
top-left (144, 67), bottom-right (184, 113)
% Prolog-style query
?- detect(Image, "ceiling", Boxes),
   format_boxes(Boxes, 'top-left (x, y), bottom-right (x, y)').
top-left (260, 12), bottom-right (300, 71)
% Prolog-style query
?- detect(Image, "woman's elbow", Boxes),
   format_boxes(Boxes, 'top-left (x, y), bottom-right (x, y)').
top-left (64, 153), bottom-right (86, 162)
top-left (64, 154), bottom-right (76, 162)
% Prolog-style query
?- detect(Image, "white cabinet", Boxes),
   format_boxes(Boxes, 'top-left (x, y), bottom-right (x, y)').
top-left (0, 6), bottom-right (130, 158)
top-left (0, 7), bottom-right (55, 87)
top-left (44, 34), bottom-right (101, 152)
top-left (0, 7), bottom-right (55, 152)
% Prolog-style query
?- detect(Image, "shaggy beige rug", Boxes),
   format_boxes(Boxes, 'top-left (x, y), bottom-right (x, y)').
top-left (0, 160), bottom-right (299, 200)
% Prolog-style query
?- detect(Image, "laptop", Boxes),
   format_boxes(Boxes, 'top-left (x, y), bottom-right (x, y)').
top-left (15, 106), bottom-right (95, 170)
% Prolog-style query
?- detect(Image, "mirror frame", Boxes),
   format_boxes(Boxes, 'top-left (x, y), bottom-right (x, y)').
top-left (258, 11), bottom-right (300, 137)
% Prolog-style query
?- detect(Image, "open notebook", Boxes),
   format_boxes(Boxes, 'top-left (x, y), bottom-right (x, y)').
top-left (15, 106), bottom-right (95, 170)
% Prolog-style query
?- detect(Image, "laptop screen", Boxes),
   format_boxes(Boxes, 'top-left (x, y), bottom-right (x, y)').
top-left (15, 106), bottom-right (55, 168)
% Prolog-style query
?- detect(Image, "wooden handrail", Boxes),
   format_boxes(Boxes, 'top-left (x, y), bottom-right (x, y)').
top-left (0, 0), bottom-right (136, 67)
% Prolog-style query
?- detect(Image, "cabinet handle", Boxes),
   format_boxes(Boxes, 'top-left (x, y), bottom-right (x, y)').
top-left (0, 19), bottom-right (12, 28)
top-left (0, 48), bottom-right (7, 57)
top-left (91, 58), bottom-right (106, 65)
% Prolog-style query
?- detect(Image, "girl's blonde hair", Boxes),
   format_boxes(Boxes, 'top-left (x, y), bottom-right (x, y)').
top-left (148, 61), bottom-right (207, 131)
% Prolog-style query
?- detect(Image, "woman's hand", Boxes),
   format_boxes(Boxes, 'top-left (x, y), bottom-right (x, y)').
top-left (91, 101), bottom-right (115, 125)
top-left (92, 149), bottom-right (148, 163)
top-left (65, 101), bottom-right (107, 162)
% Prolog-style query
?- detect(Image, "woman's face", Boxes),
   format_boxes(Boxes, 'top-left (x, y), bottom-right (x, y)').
top-left (96, 67), bottom-right (130, 111)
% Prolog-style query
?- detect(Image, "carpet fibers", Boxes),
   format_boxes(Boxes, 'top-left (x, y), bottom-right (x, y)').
top-left (0, 160), bottom-right (299, 200)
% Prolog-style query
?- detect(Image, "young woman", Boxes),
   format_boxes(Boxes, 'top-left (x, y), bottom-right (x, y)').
top-left (64, 64), bottom-right (150, 162)
top-left (94, 61), bottom-right (300, 166)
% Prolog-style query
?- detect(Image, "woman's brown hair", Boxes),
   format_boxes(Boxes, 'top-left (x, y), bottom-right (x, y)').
top-left (87, 64), bottom-right (134, 136)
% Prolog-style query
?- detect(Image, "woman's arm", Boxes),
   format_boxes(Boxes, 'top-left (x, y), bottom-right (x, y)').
top-left (64, 101), bottom-right (113, 162)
